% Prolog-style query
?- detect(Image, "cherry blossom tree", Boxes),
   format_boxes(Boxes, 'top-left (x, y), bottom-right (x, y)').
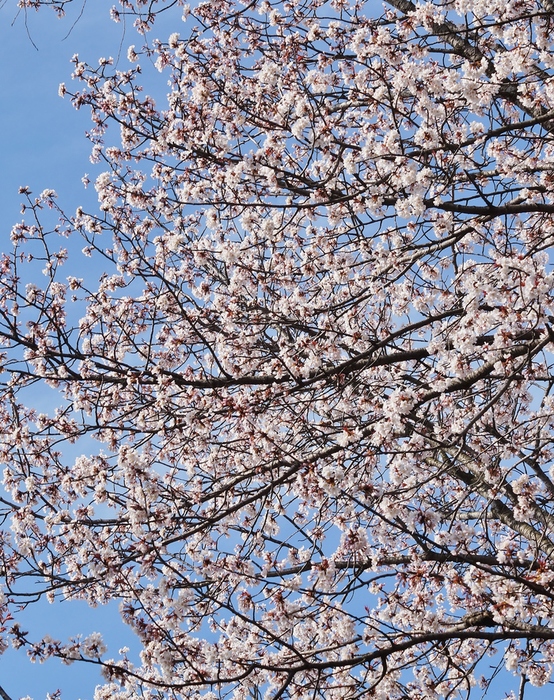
top-left (5, 0), bottom-right (554, 698)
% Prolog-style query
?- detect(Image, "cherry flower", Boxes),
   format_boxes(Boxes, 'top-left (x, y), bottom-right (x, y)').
top-left (5, 0), bottom-right (554, 698)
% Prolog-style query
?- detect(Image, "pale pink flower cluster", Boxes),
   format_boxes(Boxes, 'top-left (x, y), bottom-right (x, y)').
top-left (4, 0), bottom-right (554, 698)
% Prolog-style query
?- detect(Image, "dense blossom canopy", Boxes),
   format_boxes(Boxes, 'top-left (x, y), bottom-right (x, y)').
top-left (4, 0), bottom-right (554, 697)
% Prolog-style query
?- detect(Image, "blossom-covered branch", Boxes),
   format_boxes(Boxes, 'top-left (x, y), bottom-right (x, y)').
top-left (4, 0), bottom-right (554, 698)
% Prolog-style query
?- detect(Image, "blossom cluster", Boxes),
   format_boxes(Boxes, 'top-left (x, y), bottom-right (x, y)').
top-left (4, 0), bottom-right (554, 698)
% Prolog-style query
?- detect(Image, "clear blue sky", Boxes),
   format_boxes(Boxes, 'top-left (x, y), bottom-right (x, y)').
top-left (0, 2), bottom-right (117, 231)
top-left (0, 2), bottom-right (551, 699)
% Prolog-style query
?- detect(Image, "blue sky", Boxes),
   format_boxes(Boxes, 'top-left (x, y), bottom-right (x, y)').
top-left (0, 2), bottom-right (116, 229)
